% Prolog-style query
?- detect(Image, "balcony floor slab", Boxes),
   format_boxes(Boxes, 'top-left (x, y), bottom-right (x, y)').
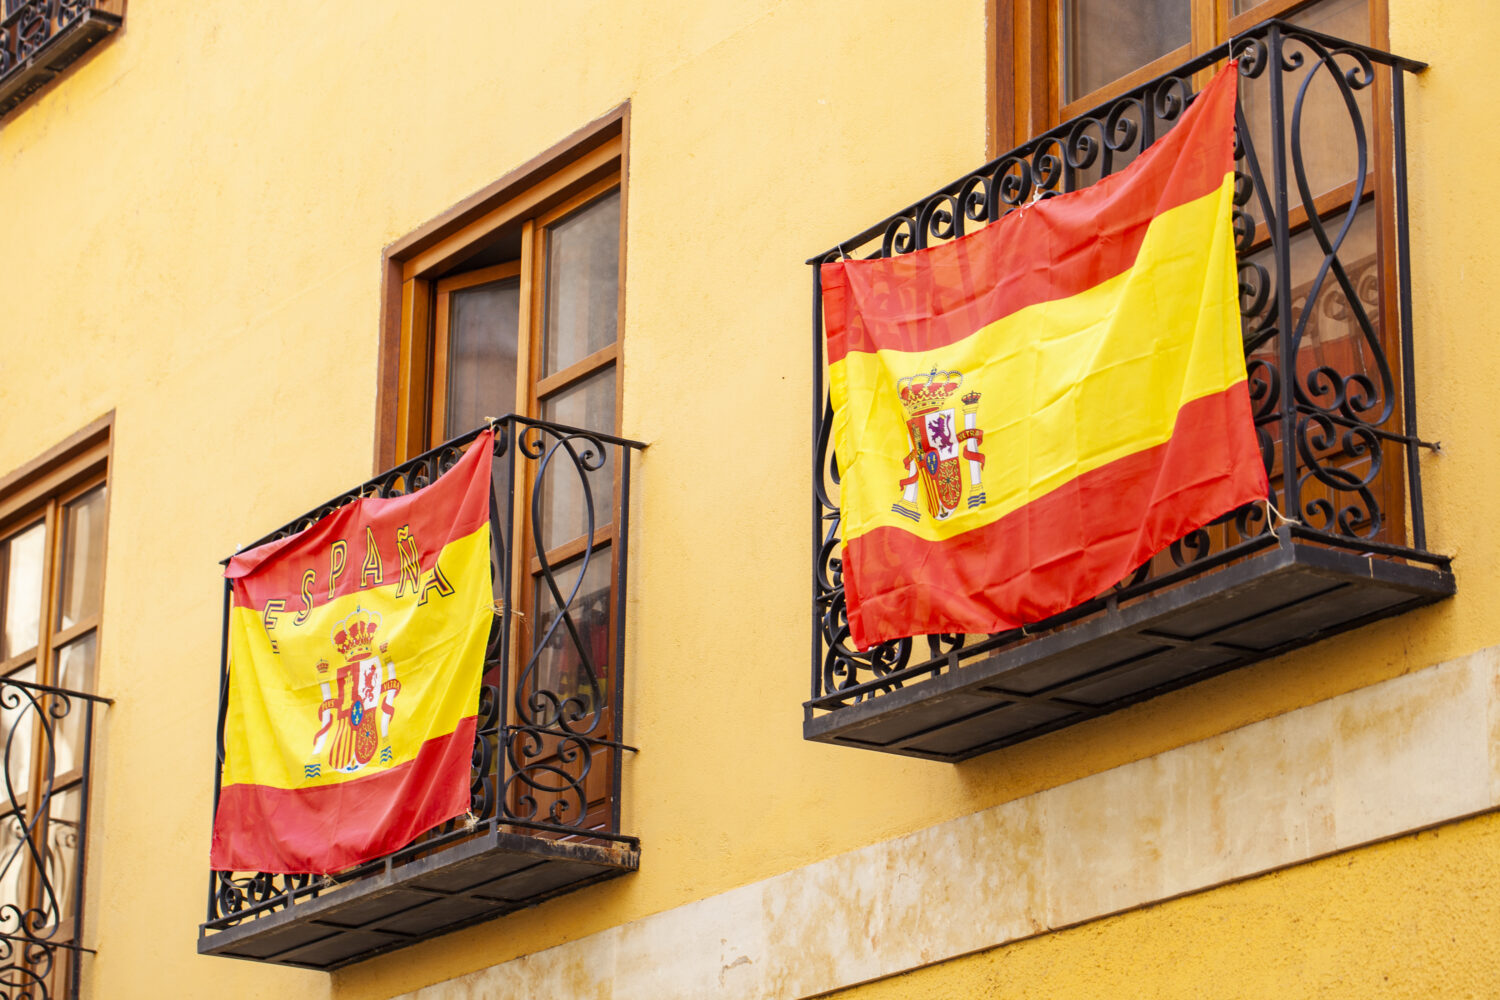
top-left (805, 539), bottom-right (1454, 762)
top-left (0, 9), bottom-right (123, 118)
top-left (198, 828), bottom-right (639, 970)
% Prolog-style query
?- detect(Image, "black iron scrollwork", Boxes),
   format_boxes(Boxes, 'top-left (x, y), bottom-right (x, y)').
top-left (1, 0), bottom-right (106, 85)
top-left (55, 1), bottom-right (93, 29)
top-left (0, 936), bottom-right (54, 1000)
top-left (0, 677), bottom-right (105, 1000)
top-left (11, 1), bottom-right (49, 63)
top-left (0, 0), bottom-right (124, 126)
top-left (496, 423), bottom-right (618, 830)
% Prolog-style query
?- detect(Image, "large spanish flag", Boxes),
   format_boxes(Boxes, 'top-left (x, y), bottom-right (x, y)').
top-left (211, 433), bottom-right (494, 874)
top-left (823, 64), bottom-right (1267, 650)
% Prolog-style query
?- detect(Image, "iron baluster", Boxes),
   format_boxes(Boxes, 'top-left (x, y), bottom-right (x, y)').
top-left (207, 578), bottom-right (231, 926)
top-left (811, 263), bottom-right (825, 704)
top-left (610, 446), bottom-right (632, 834)
top-left (1266, 24), bottom-right (1300, 539)
top-left (67, 698), bottom-right (93, 999)
top-left (1391, 68), bottom-right (1425, 550)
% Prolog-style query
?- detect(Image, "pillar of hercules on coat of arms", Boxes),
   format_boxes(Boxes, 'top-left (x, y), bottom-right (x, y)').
top-left (892, 368), bottom-right (987, 522)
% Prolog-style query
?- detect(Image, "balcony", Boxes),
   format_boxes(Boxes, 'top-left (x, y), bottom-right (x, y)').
top-left (0, 676), bottom-right (108, 1000)
top-left (806, 22), bottom-right (1453, 762)
top-left (199, 417), bottom-right (644, 970)
top-left (0, 1), bottom-right (123, 119)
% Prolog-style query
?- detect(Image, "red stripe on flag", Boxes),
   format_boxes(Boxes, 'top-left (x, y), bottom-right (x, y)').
top-left (822, 63), bottom-right (1238, 366)
top-left (841, 382), bottom-right (1266, 649)
top-left (209, 716), bottom-right (477, 875)
top-left (227, 431), bottom-right (493, 612)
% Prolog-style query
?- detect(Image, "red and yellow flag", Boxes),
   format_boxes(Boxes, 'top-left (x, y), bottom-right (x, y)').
top-left (210, 434), bottom-right (494, 874)
top-left (822, 64), bottom-right (1267, 650)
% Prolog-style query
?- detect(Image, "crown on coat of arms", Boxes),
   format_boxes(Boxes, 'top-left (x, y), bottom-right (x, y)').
top-left (333, 607), bottom-right (381, 661)
top-left (962, 390), bottom-right (981, 406)
top-left (898, 369), bottom-right (963, 416)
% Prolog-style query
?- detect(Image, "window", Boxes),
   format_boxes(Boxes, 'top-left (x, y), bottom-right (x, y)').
top-left (0, 414), bottom-right (110, 996)
top-left (378, 108), bottom-right (626, 833)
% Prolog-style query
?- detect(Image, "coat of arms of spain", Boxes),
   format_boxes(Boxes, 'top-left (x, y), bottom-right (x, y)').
top-left (308, 607), bottom-right (402, 777)
top-left (893, 368), bottom-right (987, 522)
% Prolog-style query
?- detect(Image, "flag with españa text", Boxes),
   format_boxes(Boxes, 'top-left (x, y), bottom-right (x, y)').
top-left (210, 433), bottom-right (494, 874)
top-left (822, 64), bottom-right (1267, 650)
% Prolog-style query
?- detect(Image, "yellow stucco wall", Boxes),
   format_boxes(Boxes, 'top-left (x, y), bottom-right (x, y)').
top-left (0, 0), bottom-right (1492, 997)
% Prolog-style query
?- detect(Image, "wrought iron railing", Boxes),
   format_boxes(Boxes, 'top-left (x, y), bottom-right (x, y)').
top-left (0, 676), bottom-right (108, 1000)
top-left (0, 0), bottom-right (123, 117)
top-left (205, 416), bottom-right (643, 932)
top-left (808, 21), bottom-right (1439, 713)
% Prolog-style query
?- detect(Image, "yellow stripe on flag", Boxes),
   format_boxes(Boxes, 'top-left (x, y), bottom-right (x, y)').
top-left (830, 174), bottom-right (1241, 543)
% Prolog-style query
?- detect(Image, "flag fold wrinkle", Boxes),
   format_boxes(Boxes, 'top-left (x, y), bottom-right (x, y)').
top-left (822, 63), bottom-right (1267, 650)
top-left (211, 432), bottom-right (494, 875)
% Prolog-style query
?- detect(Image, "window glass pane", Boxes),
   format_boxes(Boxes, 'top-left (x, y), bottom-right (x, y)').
top-left (0, 810), bottom-right (29, 915)
top-left (539, 369), bottom-right (616, 551)
top-left (531, 552), bottom-right (612, 727)
top-left (1245, 201), bottom-right (1380, 388)
top-left (1290, 0), bottom-right (1369, 40)
top-left (0, 666), bottom-right (37, 802)
top-left (1063, 0), bottom-right (1189, 103)
top-left (542, 190), bottom-right (621, 376)
top-left (1235, 0), bottom-right (1369, 26)
top-left (2, 523), bottom-right (45, 662)
top-left (445, 278), bottom-right (521, 438)
top-left (52, 635), bottom-right (96, 776)
top-left (45, 784), bottom-right (81, 926)
top-left (57, 486), bottom-right (106, 631)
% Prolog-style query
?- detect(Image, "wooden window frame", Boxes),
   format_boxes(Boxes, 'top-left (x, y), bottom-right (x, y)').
top-left (375, 107), bottom-right (629, 834)
top-left (991, 0), bottom-right (1389, 153)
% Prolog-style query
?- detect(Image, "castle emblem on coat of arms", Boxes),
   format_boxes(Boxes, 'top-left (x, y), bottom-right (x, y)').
top-left (308, 607), bottom-right (402, 777)
top-left (893, 368), bottom-right (987, 522)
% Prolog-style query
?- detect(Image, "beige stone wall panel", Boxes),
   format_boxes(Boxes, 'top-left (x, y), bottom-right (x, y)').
top-left (395, 646), bottom-right (1500, 999)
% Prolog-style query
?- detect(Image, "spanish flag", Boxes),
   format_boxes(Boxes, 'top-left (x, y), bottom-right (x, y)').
top-left (210, 433), bottom-right (494, 874)
top-left (823, 64), bottom-right (1267, 651)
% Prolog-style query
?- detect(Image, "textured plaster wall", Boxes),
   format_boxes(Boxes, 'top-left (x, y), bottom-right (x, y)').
top-left (0, 0), bottom-right (1492, 998)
